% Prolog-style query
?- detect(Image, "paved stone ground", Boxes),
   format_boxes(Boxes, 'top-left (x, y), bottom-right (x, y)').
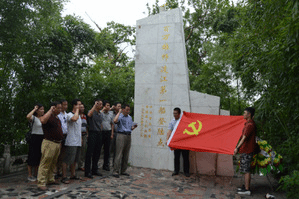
top-left (0, 160), bottom-right (286, 199)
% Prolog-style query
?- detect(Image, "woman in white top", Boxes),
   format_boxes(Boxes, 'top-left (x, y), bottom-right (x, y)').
top-left (26, 104), bottom-right (44, 182)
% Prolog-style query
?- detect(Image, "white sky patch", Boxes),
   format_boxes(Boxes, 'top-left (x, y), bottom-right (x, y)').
top-left (62, 0), bottom-right (239, 59)
top-left (62, 0), bottom-right (158, 29)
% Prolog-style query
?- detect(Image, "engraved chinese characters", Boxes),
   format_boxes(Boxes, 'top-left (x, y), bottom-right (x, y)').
top-left (140, 105), bottom-right (153, 138)
top-left (157, 25), bottom-right (171, 147)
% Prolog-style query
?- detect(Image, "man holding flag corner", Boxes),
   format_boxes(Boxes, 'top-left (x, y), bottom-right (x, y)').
top-left (234, 107), bottom-right (256, 196)
top-left (166, 107), bottom-right (190, 177)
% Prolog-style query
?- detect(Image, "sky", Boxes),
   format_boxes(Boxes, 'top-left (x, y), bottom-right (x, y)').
top-left (61, 0), bottom-right (238, 30)
top-left (61, 0), bottom-right (237, 58)
top-left (62, 0), bottom-right (159, 30)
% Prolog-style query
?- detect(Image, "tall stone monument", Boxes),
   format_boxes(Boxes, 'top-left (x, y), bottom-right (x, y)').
top-left (131, 8), bottom-right (234, 176)
top-left (131, 8), bottom-right (190, 170)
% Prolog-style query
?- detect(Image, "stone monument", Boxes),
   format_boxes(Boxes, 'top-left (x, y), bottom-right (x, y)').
top-left (131, 8), bottom-right (234, 176)
top-left (131, 8), bottom-right (190, 170)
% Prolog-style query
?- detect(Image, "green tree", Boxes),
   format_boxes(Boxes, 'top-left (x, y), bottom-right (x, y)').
top-left (0, 0), bottom-right (105, 144)
top-left (226, 0), bottom-right (299, 176)
top-left (0, 0), bottom-right (65, 143)
top-left (0, 0), bottom-right (136, 146)
top-left (79, 21), bottom-right (136, 110)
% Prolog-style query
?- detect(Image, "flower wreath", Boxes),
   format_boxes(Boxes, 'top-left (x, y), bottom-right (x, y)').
top-left (236, 137), bottom-right (283, 175)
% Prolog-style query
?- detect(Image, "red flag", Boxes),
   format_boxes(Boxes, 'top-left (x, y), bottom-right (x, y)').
top-left (167, 111), bottom-right (245, 155)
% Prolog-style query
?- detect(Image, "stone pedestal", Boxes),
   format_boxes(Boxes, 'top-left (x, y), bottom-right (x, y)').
top-left (3, 145), bottom-right (11, 174)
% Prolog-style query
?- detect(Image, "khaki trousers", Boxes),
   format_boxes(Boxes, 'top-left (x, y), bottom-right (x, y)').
top-left (37, 139), bottom-right (61, 187)
top-left (113, 133), bottom-right (131, 174)
top-left (78, 134), bottom-right (87, 168)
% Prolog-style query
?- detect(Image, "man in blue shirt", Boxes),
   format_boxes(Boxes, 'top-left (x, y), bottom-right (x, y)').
top-left (166, 107), bottom-right (190, 177)
top-left (112, 104), bottom-right (137, 178)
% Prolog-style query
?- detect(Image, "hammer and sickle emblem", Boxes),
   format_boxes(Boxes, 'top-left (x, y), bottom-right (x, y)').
top-left (183, 120), bottom-right (202, 136)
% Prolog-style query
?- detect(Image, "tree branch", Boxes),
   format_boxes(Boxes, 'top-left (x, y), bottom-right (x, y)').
top-left (85, 12), bottom-right (102, 32)
top-left (112, 46), bottom-right (128, 64)
top-left (185, 26), bottom-right (194, 42)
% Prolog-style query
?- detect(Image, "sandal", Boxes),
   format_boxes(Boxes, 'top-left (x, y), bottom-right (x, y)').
top-left (61, 177), bottom-right (70, 184)
top-left (70, 176), bottom-right (81, 180)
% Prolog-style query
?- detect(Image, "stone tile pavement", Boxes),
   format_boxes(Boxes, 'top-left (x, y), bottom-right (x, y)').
top-left (0, 162), bottom-right (286, 199)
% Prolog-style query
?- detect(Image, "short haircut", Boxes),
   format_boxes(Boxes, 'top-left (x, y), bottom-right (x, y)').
top-left (60, 99), bottom-right (67, 104)
top-left (244, 107), bottom-right (255, 118)
top-left (103, 100), bottom-right (110, 107)
top-left (114, 102), bottom-right (121, 106)
top-left (71, 99), bottom-right (81, 108)
top-left (51, 101), bottom-right (61, 107)
top-left (122, 104), bottom-right (130, 109)
top-left (94, 98), bottom-right (102, 103)
top-left (33, 103), bottom-right (43, 116)
top-left (173, 107), bottom-right (181, 114)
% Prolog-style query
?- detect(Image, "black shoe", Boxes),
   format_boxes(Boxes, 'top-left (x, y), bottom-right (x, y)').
top-left (237, 185), bottom-right (245, 191)
top-left (92, 171), bottom-right (103, 176)
top-left (84, 173), bottom-right (93, 179)
top-left (185, 173), bottom-right (190, 177)
top-left (54, 173), bottom-right (62, 179)
top-left (172, 172), bottom-right (179, 176)
top-left (103, 166), bottom-right (110, 171)
top-left (47, 181), bottom-right (60, 186)
top-left (121, 172), bottom-right (130, 176)
top-left (112, 173), bottom-right (120, 178)
top-left (112, 171), bottom-right (119, 178)
top-left (237, 187), bottom-right (251, 195)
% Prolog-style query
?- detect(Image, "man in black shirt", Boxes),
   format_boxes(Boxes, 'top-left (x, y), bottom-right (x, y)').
top-left (84, 99), bottom-right (103, 178)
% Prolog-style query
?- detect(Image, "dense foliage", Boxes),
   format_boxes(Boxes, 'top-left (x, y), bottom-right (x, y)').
top-left (0, 0), bottom-right (135, 144)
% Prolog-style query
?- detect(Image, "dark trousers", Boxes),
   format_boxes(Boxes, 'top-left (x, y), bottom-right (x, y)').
top-left (110, 132), bottom-right (117, 166)
top-left (101, 130), bottom-right (111, 168)
top-left (27, 134), bottom-right (44, 166)
top-left (85, 131), bottom-right (102, 175)
top-left (174, 149), bottom-right (190, 174)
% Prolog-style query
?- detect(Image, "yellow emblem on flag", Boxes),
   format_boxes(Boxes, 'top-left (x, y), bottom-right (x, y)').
top-left (183, 120), bottom-right (202, 136)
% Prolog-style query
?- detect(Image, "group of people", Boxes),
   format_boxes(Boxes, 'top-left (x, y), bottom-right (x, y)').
top-left (26, 99), bottom-right (137, 191)
top-left (26, 99), bottom-right (256, 196)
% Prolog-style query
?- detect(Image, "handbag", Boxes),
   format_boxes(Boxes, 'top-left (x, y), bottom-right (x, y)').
top-left (253, 136), bottom-right (261, 154)
top-left (25, 116), bottom-right (35, 143)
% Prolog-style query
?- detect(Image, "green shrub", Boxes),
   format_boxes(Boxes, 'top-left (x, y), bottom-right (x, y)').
top-left (279, 170), bottom-right (299, 199)
top-left (0, 145), bottom-right (4, 157)
top-left (10, 143), bottom-right (29, 156)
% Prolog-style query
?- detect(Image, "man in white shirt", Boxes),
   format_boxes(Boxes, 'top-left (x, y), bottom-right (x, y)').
top-left (56, 99), bottom-right (68, 177)
top-left (166, 107), bottom-right (190, 177)
top-left (58, 99), bottom-right (68, 135)
top-left (61, 99), bottom-right (82, 184)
